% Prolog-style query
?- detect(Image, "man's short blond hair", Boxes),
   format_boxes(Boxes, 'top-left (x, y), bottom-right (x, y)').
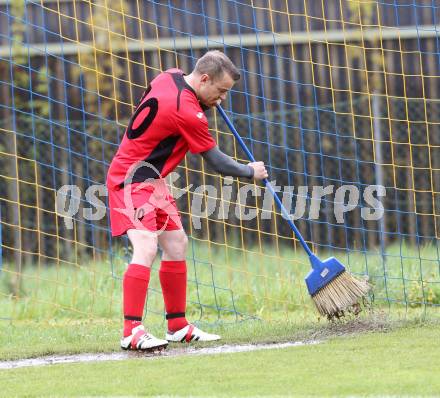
top-left (194, 50), bottom-right (240, 82)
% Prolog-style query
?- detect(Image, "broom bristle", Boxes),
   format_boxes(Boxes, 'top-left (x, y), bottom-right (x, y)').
top-left (312, 271), bottom-right (371, 319)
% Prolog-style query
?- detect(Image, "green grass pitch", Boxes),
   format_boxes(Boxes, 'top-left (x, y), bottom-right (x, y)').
top-left (0, 322), bottom-right (439, 397)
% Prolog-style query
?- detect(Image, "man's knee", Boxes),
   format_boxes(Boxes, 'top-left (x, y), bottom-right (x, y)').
top-left (176, 232), bottom-right (188, 251)
top-left (160, 231), bottom-right (188, 259)
top-left (128, 230), bottom-right (158, 259)
top-left (169, 232), bottom-right (188, 255)
top-left (175, 232), bottom-right (188, 254)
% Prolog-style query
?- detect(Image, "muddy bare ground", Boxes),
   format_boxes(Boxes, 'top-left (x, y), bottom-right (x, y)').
top-left (0, 341), bottom-right (321, 370)
top-left (0, 312), bottom-right (394, 370)
top-left (307, 310), bottom-right (392, 340)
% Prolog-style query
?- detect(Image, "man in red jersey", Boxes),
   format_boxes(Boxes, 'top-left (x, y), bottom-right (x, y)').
top-left (107, 50), bottom-right (268, 351)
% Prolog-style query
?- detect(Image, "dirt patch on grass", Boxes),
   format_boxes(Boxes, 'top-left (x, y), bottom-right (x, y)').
top-left (0, 340), bottom-right (320, 369)
top-left (305, 310), bottom-right (392, 341)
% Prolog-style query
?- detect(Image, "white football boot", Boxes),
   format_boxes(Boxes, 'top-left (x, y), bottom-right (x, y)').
top-left (121, 325), bottom-right (168, 351)
top-left (166, 324), bottom-right (221, 343)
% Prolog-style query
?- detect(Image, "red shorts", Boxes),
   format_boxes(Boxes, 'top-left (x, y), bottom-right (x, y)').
top-left (108, 179), bottom-right (183, 237)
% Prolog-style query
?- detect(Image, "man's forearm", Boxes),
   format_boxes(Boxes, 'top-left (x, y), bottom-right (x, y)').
top-left (200, 146), bottom-right (254, 179)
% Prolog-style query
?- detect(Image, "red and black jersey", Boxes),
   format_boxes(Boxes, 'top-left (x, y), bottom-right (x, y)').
top-left (107, 69), bottom-right (216, 189)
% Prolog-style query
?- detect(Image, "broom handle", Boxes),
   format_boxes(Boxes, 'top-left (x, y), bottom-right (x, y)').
top-left (216, 105), bottom-right (313, 258)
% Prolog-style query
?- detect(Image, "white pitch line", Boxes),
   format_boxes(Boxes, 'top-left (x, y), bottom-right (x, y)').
top-left (0, 340), bottom-right (320, 370)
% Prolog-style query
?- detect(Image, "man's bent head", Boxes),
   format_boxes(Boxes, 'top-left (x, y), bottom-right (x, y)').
top-left (190, 50), bottom-right (240, 108)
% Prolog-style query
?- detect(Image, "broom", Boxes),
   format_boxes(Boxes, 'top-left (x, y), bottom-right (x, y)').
top-left (216, 105), bottom-right (371, 319)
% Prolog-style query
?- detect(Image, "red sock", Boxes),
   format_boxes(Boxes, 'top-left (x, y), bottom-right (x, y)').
top-left (123, 263), bottom-right (151, 337)
top-left (159, 260), bottom-right (189, 332)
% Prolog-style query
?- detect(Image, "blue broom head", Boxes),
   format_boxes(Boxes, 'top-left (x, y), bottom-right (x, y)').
top-left (305, 254), bottom-right (346, 296)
